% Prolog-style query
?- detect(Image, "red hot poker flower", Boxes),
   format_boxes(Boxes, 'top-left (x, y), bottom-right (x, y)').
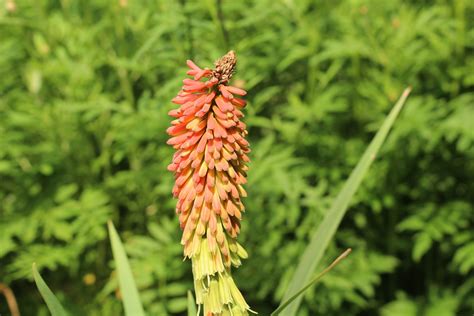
top-left (167, 51), bottom-right (253, 315)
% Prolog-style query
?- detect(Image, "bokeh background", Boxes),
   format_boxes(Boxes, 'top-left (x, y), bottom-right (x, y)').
top-left (1, 0), bottom-right (473, 315)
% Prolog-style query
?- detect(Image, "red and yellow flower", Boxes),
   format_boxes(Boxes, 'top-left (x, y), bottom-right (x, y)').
top-left (167, 51), bottom-right (253, 315)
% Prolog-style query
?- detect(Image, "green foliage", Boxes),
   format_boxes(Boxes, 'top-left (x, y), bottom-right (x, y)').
top-left (107, 221), bottom-right (145, 316)
top-left (278, 89), bottom-right (410, 315)
top-left (32, 222), bottom-right (173, 316)
top-left (33, 263), bottom-right (69, 316)
top-left (273, 249), bottom-right (352, 316)
top-left (381, 290), bottom-right (461, 316)
top-left (0, 0), bottom-right (473, 315)
top-left (188, 291), bottom-right (197, 316)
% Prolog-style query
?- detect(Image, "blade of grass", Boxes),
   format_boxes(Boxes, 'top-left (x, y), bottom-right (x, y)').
top-left (108, 221), bottom-right (145, 316)
top-left (277, 87), bottom-right (412, 315)
top-left (187, 290), bottom-right (197, 316)
top-left (32, 263), bottom-right (69, 316)
top-left (271, 249), bottom-right (352, 315)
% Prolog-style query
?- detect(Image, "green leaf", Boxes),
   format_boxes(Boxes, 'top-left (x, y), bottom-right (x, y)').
top-left (32, 263), bottom-right (69, 316)
top-left (108, 221), bottom-right (145, 316)
top-left (272, 249), bottom-right (352, 315)
top-left (276, 88), bottom-right (412, 315)
top-left (187, 290), bottom-right (197, 316)
top-left (413, 233), bottom-right (432, 261)
top-left (381, 293), bottom-right (418, 316)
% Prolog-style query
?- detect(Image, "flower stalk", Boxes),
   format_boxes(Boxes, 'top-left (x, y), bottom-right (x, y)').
top-left (167, 51), bottom-right (253, 315)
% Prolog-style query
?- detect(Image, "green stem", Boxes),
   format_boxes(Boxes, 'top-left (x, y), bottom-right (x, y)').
top-left (272, 248), bottom-right (352, 316)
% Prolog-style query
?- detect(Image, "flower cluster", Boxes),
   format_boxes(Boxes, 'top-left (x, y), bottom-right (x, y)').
top-left (167, 51), bottom-right (253, 315)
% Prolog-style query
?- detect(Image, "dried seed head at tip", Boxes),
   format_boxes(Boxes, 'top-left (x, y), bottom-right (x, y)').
top-left (167, 51), bottom-right (254, 316)
top-left (212, 50), bottom-right (237, 84)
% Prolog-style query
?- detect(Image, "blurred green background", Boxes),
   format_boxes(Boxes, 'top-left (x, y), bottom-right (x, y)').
top-left (1, 0), bottom-right (473, 315)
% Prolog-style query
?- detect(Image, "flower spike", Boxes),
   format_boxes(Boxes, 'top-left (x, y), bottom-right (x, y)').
top-left (167, 51), bottom-right (253, 316)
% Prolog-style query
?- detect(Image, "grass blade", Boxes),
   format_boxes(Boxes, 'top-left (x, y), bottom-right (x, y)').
top-left (32, 263), bottom-right (69, 316)
top-left (108, 221), bottom-right (145, 316)
top-left (277, 87), bottom-right (412, 315)
top-left (272, 249), bottom-right (351, 315)
top-left (187, 290), bottom-right (197, 316)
